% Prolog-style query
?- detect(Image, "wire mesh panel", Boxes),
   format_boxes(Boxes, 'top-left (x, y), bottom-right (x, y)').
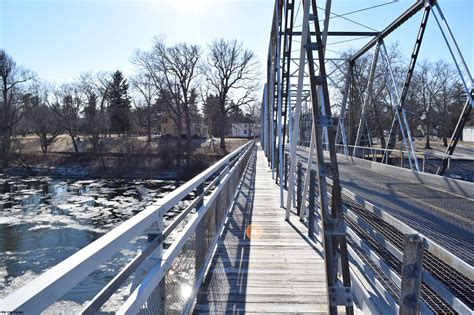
top-left (136, 144), bottom-right (254, 314)
top-left (138, 277), bottom-right (166, 315)
top-left (203, 201), bottom-right (217, 267)
top-left (164, 231), bottom-right (197, 314)
top-left (214, 181), bottom-right (228, 234)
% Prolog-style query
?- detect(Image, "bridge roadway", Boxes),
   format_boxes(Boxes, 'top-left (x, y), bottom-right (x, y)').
top-left (285, 146), bottom-right (473, 312)
top-left (294, 146), bottom-right (474, 265)
top-left (193, 146), bottom-right (328, 314)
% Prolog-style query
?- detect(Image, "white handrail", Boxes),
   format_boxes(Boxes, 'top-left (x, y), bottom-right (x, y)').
top-left (0, 141), bottom-right (254, 314)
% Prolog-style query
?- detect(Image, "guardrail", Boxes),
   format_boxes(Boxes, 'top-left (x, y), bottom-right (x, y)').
top-left (334, 143), bottom-right (426, 167)
top-left (0, 141), bottom-right (255, 314)
top-left (332, 143), bottom-right (471, 173)
top-left (283, 150), bottom-right (473, 314)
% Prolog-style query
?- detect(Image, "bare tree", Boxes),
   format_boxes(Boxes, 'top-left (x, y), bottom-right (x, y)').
top-left (131, 73), bottom-right (160, 144)
top-left (412, 60), bottom-right (447, 149)
top-left (132, 38), bottom-right (201, 165)
top-left (28, 84), bottom-right (62, 154)
top-left (0, 50), bottom-right (35, 165)
top-left (205, 39), bottom-right (259, 149)
top-left (79, 71), bottom-right (111, 137)
top-left (78, 72), bottom-right (111, 167)
top-left (50, 83), bottom-right (83, 153)
top-left (431, 62), bottom-right (462, 147)
top-left (202, 92), bottom-right (220, 137)
top-left (164, 42), bottom-right (201, 149)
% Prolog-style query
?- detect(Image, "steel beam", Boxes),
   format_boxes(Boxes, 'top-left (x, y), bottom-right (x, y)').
top-left (281, 0), bottom-right (296, 160)
top-left (284, 31), bottom-right (380, 36)
top-left (431, 2), bottom-right (474, 173)
top-left (285, 0), bottom-right (310, 220)
top-left (353, 41), bottom-right (380, 156)
top-left (382, 6), bottom-right (430, 170)
top-left (275, 0), bottom-right (284, 203)
top-left (306, 0), bottom-right (353, 313)
top-left (350, 1), bottom-right (425, 62)
top-left (379, 41), bottom-right (419, 170)
top-left (399, 235), bottom-right (424, 315)
top-left (335, 61), bottom-right (352, 156)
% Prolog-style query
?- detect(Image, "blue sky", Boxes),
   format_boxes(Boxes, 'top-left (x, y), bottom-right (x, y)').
top-left (1, 0), bottom-right (472, 84)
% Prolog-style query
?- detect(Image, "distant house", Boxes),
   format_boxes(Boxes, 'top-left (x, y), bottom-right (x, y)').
top-left (230, 123), bottom-right (260, 138)
top-left (462, 126), bottom-right (474, 142)
top-left (161, 107), bottom-right (208, 138)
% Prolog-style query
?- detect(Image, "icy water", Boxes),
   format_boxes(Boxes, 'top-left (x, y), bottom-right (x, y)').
top-left (0, 174), bottom-right (188, 314)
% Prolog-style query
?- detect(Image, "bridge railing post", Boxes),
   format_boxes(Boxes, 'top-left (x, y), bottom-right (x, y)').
top-left (422, 153), bottom-right (426, 172)
top-left (308, 169), bottom-right (316, 239)
top-left (296, 161), bottom-right (303, 216)
top-left (195, 182), bottom-right (205, 279)
top-left (400, 234), bottom-right (424, 315)
top-left (131, 213), bottom-right (165, 314)
top-left (284, 153), bottom-right (289, 190)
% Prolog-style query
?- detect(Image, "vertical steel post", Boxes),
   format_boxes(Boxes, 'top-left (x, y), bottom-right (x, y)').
top-left (300, 122), bottom-right (315, 221)
top-left (288, 94), bottom-right (296, 208)
top-left (400, 234), bottom-right (424, 315)
top-left (269, 36), bottom-right (276, 176)
top-left (195, 183), bottom-right (205, 279)
top-left (285, 0), bottom-right (310, 220)
top-left (262, 84), bottom-right (268, 156)
top-left (281, 0), bottom-right (296, 161)
top-left (296, 161), bottom-right (303, 216)
top-left (307, 1), bottom-right (353, 313)
top-left (298, 0), bottom-right (331, 221)
top-left (308, 169), bottom-right (316, 239)
top-left (275, 3), bottom-right (285, 205)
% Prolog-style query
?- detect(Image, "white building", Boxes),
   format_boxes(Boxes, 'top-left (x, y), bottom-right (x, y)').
top-left (462, 126), bottom-right (474, 142)
top-left (230, 123), bottom-right (260, 138)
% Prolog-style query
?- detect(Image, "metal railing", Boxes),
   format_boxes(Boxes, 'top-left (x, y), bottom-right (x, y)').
top-left (0, 141), bottom-right (255, 314)
top-left (332, 143), bottom-right (471, 173)
top-left (283, 151), bottom-right (473, 314)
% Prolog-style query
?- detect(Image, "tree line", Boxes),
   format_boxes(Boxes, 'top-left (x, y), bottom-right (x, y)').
top-left (0, 38), bottom-right (260, 168)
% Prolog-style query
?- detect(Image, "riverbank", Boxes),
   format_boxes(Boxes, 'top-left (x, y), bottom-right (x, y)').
top-left (1, 136), bottom-right (250, 180)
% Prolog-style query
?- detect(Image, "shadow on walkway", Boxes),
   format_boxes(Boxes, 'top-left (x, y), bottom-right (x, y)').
top-left (193, 149), bottom-right (257, 314)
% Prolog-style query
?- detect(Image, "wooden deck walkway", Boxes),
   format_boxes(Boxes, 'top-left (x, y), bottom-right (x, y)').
top-left (193, 145), bottom-right (328, 314)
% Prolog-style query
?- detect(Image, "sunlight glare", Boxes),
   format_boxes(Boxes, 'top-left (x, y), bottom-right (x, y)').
top-left (181, 284), bottom-right (193, 299)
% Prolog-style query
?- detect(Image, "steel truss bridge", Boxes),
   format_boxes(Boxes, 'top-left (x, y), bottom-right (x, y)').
top-left (1, 0), bottom-right (473, 314)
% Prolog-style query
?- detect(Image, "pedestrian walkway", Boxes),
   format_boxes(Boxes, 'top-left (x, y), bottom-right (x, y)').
top-left (193, 145), bottom-right (328, 314)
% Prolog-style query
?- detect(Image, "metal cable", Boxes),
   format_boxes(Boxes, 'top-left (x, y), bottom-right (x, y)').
top-left (316, 6), bottom-right (379, 31)
top-left (332, 1), bottom-right (399, 20)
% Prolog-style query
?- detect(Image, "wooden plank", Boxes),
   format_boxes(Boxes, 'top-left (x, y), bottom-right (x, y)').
top-left (194, 302), bottom-right (328, 313)
top-left (193, 146), bottom-right (328, 314)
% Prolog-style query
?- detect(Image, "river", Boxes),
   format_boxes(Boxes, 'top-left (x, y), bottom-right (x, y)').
top-left (0, 174), bottom-right (187, 314)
